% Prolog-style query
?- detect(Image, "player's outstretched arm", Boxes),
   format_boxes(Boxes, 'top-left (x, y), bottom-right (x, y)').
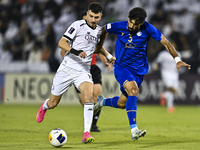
top-left (100, 46), bottom-right (116, 65)
top-left (98, 53), bottom-right (112, 71)
top-left (95, 26), bottom-right (108, 53)
top-left (160, 36), bottom-right (191, 70)
top-left (95, 26), bottom-right (116, 64)
top-left (176, 61), bottom-right (191, 71)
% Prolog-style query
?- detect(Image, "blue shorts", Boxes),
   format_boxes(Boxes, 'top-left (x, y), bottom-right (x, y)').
top-left (114, 65), bottom-right (144, 98)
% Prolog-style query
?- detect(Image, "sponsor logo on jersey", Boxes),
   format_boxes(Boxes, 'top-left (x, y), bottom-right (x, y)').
top-left (125, 43), bottom-right (137, 49)
top-left (68, 27), bottom-right (75, 34)
top-left (85, 35), bottom-right (98, 44)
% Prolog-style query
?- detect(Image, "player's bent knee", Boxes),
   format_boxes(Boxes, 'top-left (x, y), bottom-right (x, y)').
top-left (84, 93), bottom-right (93, 103)
top-left (129, 88), bottom-right (139, 96)
top-left (118, 103), bottom-right (126, 109)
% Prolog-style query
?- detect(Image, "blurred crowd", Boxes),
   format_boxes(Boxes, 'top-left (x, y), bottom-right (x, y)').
top-left (0, 0), bottom-right (199, 73)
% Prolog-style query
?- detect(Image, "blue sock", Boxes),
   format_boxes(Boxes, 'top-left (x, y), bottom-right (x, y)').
top-left (103, 96), bottom-right (120, 108)
top-left (126, 96), bottom-right (138, 129)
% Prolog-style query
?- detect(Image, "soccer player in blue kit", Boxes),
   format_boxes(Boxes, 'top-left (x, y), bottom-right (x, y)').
top-left (94, 7), bottom-right (191, 141)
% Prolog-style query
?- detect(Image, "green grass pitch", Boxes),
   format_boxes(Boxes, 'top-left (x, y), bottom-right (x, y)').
top-left (0, 104), bottom-right (200, 150)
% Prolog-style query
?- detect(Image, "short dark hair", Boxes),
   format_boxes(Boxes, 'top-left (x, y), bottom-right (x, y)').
top-left (88, 2), bottom-right (103, 14)
top-left (128, 7), bottom-right (147, 24)
top-left (81, 11), bottom-right (87, 19)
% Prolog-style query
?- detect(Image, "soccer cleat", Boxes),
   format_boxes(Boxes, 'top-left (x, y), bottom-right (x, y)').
top-left (91, 125), bottom-right (101, 132)
top-left (168, 106), bottom-right (175, 113)
top-left (160, 92), bottom-right (166, 106)
top-left (82, 131), bottom-right (94, 144)
top-left (131, 129), bottom-right (146, 141)
top-left (36, 101), bottom-right (47, 123)
top-left (93, 95), bottom-right (104, 115)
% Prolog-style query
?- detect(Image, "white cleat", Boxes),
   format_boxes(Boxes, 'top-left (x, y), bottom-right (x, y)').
top-left (132, 129), bottom-right (146, 141)
top-left (93, 95), bottom-right (104, 115)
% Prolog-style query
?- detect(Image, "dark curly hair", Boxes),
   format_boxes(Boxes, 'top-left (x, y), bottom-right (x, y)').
top-left (88, 2), bottom-right (103, 14)
top-left (128, 7), bottom-right (147, 24)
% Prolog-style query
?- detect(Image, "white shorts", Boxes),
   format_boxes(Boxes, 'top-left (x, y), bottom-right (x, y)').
top-left (51, 67), bottom-right (93, 96)
top-left (162, 72), bottom-right (179, 90)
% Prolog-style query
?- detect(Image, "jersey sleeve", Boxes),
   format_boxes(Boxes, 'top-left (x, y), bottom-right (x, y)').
top-left (63, 21), bottom-right (80, 41)
top-left (105, 22), bottom-right (119, 34)
top-left (147, 23), bottom-right (163, 42)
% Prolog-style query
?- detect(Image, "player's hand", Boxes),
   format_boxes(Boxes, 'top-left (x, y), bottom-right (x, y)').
top-left (78, 51), bottom-right (87, 58)
top-left (176, 61), bottom-right (191, 71)
top-left (109, 56), bottom-right (116, 65)
top-left (105, 62), bottom-right (112, 71)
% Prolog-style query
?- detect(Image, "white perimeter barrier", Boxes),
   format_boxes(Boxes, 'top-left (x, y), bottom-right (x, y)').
top-left (4, 73), bottom-right (120, 105)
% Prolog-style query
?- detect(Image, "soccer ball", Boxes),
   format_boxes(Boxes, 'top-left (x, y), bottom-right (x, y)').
top-left (48, 128), bottom-right (67, 147)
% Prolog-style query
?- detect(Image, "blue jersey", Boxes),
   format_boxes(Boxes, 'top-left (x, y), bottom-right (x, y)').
top-left (105, 21), bottom-right (162, 75)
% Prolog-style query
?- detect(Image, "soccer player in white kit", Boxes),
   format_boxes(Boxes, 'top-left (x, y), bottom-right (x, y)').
top-left (36, 2), bottom-right (115, 144)
top-left (154, 41), bottom-right (181, 112)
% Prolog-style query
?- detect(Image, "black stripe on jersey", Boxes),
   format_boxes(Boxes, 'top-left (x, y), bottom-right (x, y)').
top-left (80, 20), bottom-right (86, 26)
top-left (80, 23), bottom-right (85, 26)
top-left (63, 35), bottom-right (72, 41)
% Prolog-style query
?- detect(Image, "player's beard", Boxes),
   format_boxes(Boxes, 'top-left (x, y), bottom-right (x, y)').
top-left (128, 27), bottom-right (139, 34)
top-left (89, 21), bottom-right (97, 29)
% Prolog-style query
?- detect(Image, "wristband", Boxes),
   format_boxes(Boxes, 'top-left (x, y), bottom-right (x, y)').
top-left (106, 53), bottom-right (113, 60)
top-left (70, 48), bottom-right (83, 56)
top-left (175, 57), bottom-right (181, 63)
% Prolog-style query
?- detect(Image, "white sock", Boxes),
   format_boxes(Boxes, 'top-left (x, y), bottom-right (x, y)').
top-left (84, 102), bottom-right (94, 133)
top-left (43, 99), bottom-right (50, 110)
top-left (131, 127), bottom-right (139, 134)
top-left (164, 91), bottom-right (174, 108)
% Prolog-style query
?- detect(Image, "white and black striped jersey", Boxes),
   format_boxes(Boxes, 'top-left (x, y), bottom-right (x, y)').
top-left (61, 20), bottom-right (102, 73)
